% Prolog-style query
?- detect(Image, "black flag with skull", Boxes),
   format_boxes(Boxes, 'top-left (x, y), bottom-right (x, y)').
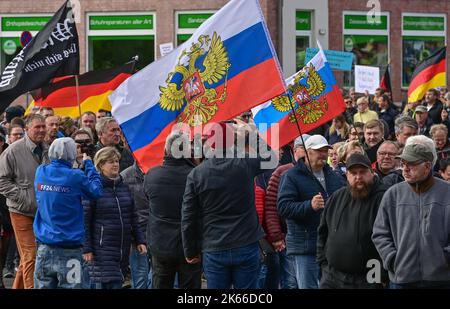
top-left (0, 0), bottom-right (79, 113)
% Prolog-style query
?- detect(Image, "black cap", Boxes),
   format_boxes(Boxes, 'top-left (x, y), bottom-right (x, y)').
top-left (5, 106), bottom-right (24, 123)
top-left (346, 153), bottom-right (372, 170)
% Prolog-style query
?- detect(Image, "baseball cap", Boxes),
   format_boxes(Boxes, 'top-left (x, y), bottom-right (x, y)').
top-left (415, 105), bottom-right (428, 113)
top-left (396, 143), bottom-right (434, 163)
top-left (346, 153), bottom-right (372, 170)
top-left (294, 134), bottom-right (311, 148)
top-left (5, 106), bottom-right (24, 123)
top-left (304, 135), bottom-right (331, 150)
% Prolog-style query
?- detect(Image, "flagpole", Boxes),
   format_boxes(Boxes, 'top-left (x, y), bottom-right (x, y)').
top-left (75, 75), bottom-right (81, 118)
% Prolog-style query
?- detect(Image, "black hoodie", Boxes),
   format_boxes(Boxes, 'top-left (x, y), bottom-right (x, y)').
top-left (317, 178), bottom-right (388, 274)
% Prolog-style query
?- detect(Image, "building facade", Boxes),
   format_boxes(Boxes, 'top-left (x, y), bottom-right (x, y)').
top-left (1, 0), bottom-right (449, 106)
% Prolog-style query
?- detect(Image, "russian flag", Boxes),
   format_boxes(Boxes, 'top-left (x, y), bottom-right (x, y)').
top-left (252, 47), bottom-right (346, 149)
top-left (109, 0), bottom-right (286, 173)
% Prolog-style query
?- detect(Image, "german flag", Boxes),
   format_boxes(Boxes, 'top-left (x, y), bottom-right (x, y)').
top-left (408, 46), bottom-right (446, 103)
top-left (26, 62), bottom-right (135, 118)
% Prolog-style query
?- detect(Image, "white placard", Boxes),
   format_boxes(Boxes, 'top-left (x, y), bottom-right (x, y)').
top-left (159, 43), bottom-right (174, 58)
top-left (355, 65), bottom-right (380, 95)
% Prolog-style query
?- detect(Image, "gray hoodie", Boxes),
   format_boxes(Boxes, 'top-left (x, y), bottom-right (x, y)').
top-left (372, 177), bottom-right (450, 284)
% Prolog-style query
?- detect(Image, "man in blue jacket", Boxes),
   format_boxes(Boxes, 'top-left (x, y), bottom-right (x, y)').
top-left (33, 137), bottom-right (103, 289)
top-left (278, 135), bottom-right (346, 289)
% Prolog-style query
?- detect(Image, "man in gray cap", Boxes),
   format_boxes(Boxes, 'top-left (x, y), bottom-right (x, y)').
top-left (317, 153), bottom-right (387, 289)
top-left (414, 105), bottom-right (433, 137)
top-left (373, 135), bottom-right (450, 288)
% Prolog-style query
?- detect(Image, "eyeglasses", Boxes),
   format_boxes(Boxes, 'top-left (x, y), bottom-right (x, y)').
top-left (378, 152), bottom-right (397, 157)
top-left (400, 160), bottom-right (425, 169)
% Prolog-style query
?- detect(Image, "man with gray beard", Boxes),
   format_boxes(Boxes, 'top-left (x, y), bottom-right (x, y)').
top-left (317, 153), bottom-right (388, 288)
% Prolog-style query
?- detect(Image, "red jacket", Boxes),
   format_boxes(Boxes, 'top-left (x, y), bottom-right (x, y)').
top-left (264, 163), bottom-right (294, 243)
top-left (255, 184), bottom-right (265, 226)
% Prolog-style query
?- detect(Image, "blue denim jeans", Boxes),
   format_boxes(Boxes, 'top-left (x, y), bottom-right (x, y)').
top-left (203, 242), bottom-right (260, 289)
top-left (90, 281), bottom-right (123, 289)
top-left (34, 244), bottom-right (83, 289)
top-left (258, 249), bottom-right (297, 289)
top-left (129, 245), bottom-right (151, 289)
top-left (389, 281), bottom-right (450, 289)
top-left (292, 254), bottom-right (320, 289)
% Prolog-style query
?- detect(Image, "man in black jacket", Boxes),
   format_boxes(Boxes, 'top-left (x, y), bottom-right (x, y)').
top-left (317, 153), bottom-right (387, 289)
top-left (144, 131), bottom-right (201, 289)
top-left (181, 121), bottom-right (275, 289)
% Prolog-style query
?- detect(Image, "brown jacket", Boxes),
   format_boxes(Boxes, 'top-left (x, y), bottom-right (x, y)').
top-left (0, 135), bottom-right (48, 217)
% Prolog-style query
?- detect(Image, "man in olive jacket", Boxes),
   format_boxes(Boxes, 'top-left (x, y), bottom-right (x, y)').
top-left (0, 114), bottom-right (49, 289)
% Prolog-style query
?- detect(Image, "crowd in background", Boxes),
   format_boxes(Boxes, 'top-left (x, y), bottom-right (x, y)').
top-left (0, 85), bottom-right (449, 289)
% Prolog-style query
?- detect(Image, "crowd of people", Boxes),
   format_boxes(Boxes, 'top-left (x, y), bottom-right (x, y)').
top-left (0, 85), bottom-right (449, 289)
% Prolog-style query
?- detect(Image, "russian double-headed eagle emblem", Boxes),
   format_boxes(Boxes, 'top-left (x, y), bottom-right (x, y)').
top-left (159, 32), bottom-right (231, 126)
top-left (271, 63), bottom-right (327, 124)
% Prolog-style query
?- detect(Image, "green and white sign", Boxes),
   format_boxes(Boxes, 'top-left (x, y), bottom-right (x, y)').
top-left (178, 13), bottom-right (213, 29)
top-left (1, 16), bottom-right (50, 31)
top-left (296, 11), bottom-right (311, 31)
top-left (2, 39), bottom-right (17, 55)
top-left (403, 16), bottom-right (445, 31)
top-left (344, 14), bottom-right (388, 30)
top-left (89, 15), bottom-right (153, 30)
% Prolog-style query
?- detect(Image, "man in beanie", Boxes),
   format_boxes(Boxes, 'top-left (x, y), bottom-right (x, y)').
top-left (181, 121), bottom-right (276, 289)
top-left (33, 137), bottom-right (103, 288)
top-left (317, 153), bottom-right (388, 289)
top-left (373, 135), bottom-right (450, 288)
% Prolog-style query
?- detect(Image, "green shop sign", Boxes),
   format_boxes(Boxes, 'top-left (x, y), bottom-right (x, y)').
top-left (344, 14), bottom-right (388, 30)
top-left (1, 16), bottom-right (50, 32)
top-left (178, 13), bottom-right (213, 29)
top-left (89, 15), bottom-right (153, 30)
top-left (403, 16), bottom-right (445, 31)
top-left (296, 11), bottom-right (311, 31)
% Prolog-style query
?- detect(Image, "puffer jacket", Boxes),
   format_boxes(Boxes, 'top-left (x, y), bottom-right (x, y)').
top-left (278, 160), bottom-right (346, 255)
top-left (264, 163), bottom-right (294, 243)
top-left (83, 175), bottom-right (145, 283)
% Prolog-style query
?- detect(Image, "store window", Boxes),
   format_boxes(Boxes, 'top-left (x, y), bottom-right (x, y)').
top-left (342, 13), bottom-right (389, 87)
top-left (0, 15), bottom-right (50, 71)
top-left (175, 12), bottom-right (214, 46)
top-left (402, 14), bottom-right (446, 87)
top-left (295, 11), bottom-right (312, 71)
top-left (87, 14), bottom-right (155, 71)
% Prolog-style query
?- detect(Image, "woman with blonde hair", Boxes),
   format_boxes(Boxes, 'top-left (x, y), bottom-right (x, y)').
top-left (83, 146), bottom-right (146, 289)
top-left (325, 114), bottom-right (350, 145)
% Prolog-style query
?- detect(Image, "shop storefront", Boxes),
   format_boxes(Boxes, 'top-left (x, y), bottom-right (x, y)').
top-left (86, 13), bottom-right (156, 71)
top-left (175, 11), bottom-right (214, 46)
top-left (342, 12), bottom-right (389, 87)
top-left (0, 15), bottom-right (50, 71)
top-left (295, 11), bottom-right (312, 71)
top-left (401, 13), bottom-right (446, 87)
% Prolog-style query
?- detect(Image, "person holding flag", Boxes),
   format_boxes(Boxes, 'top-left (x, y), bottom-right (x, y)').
top-left (252, 43), bottom-right (346, 150)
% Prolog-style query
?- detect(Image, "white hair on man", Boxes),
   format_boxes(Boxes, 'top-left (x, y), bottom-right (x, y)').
top-left (164, 130), bottom-right (191, 158)
top-left (404, 135), bottom-right (437, 165)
